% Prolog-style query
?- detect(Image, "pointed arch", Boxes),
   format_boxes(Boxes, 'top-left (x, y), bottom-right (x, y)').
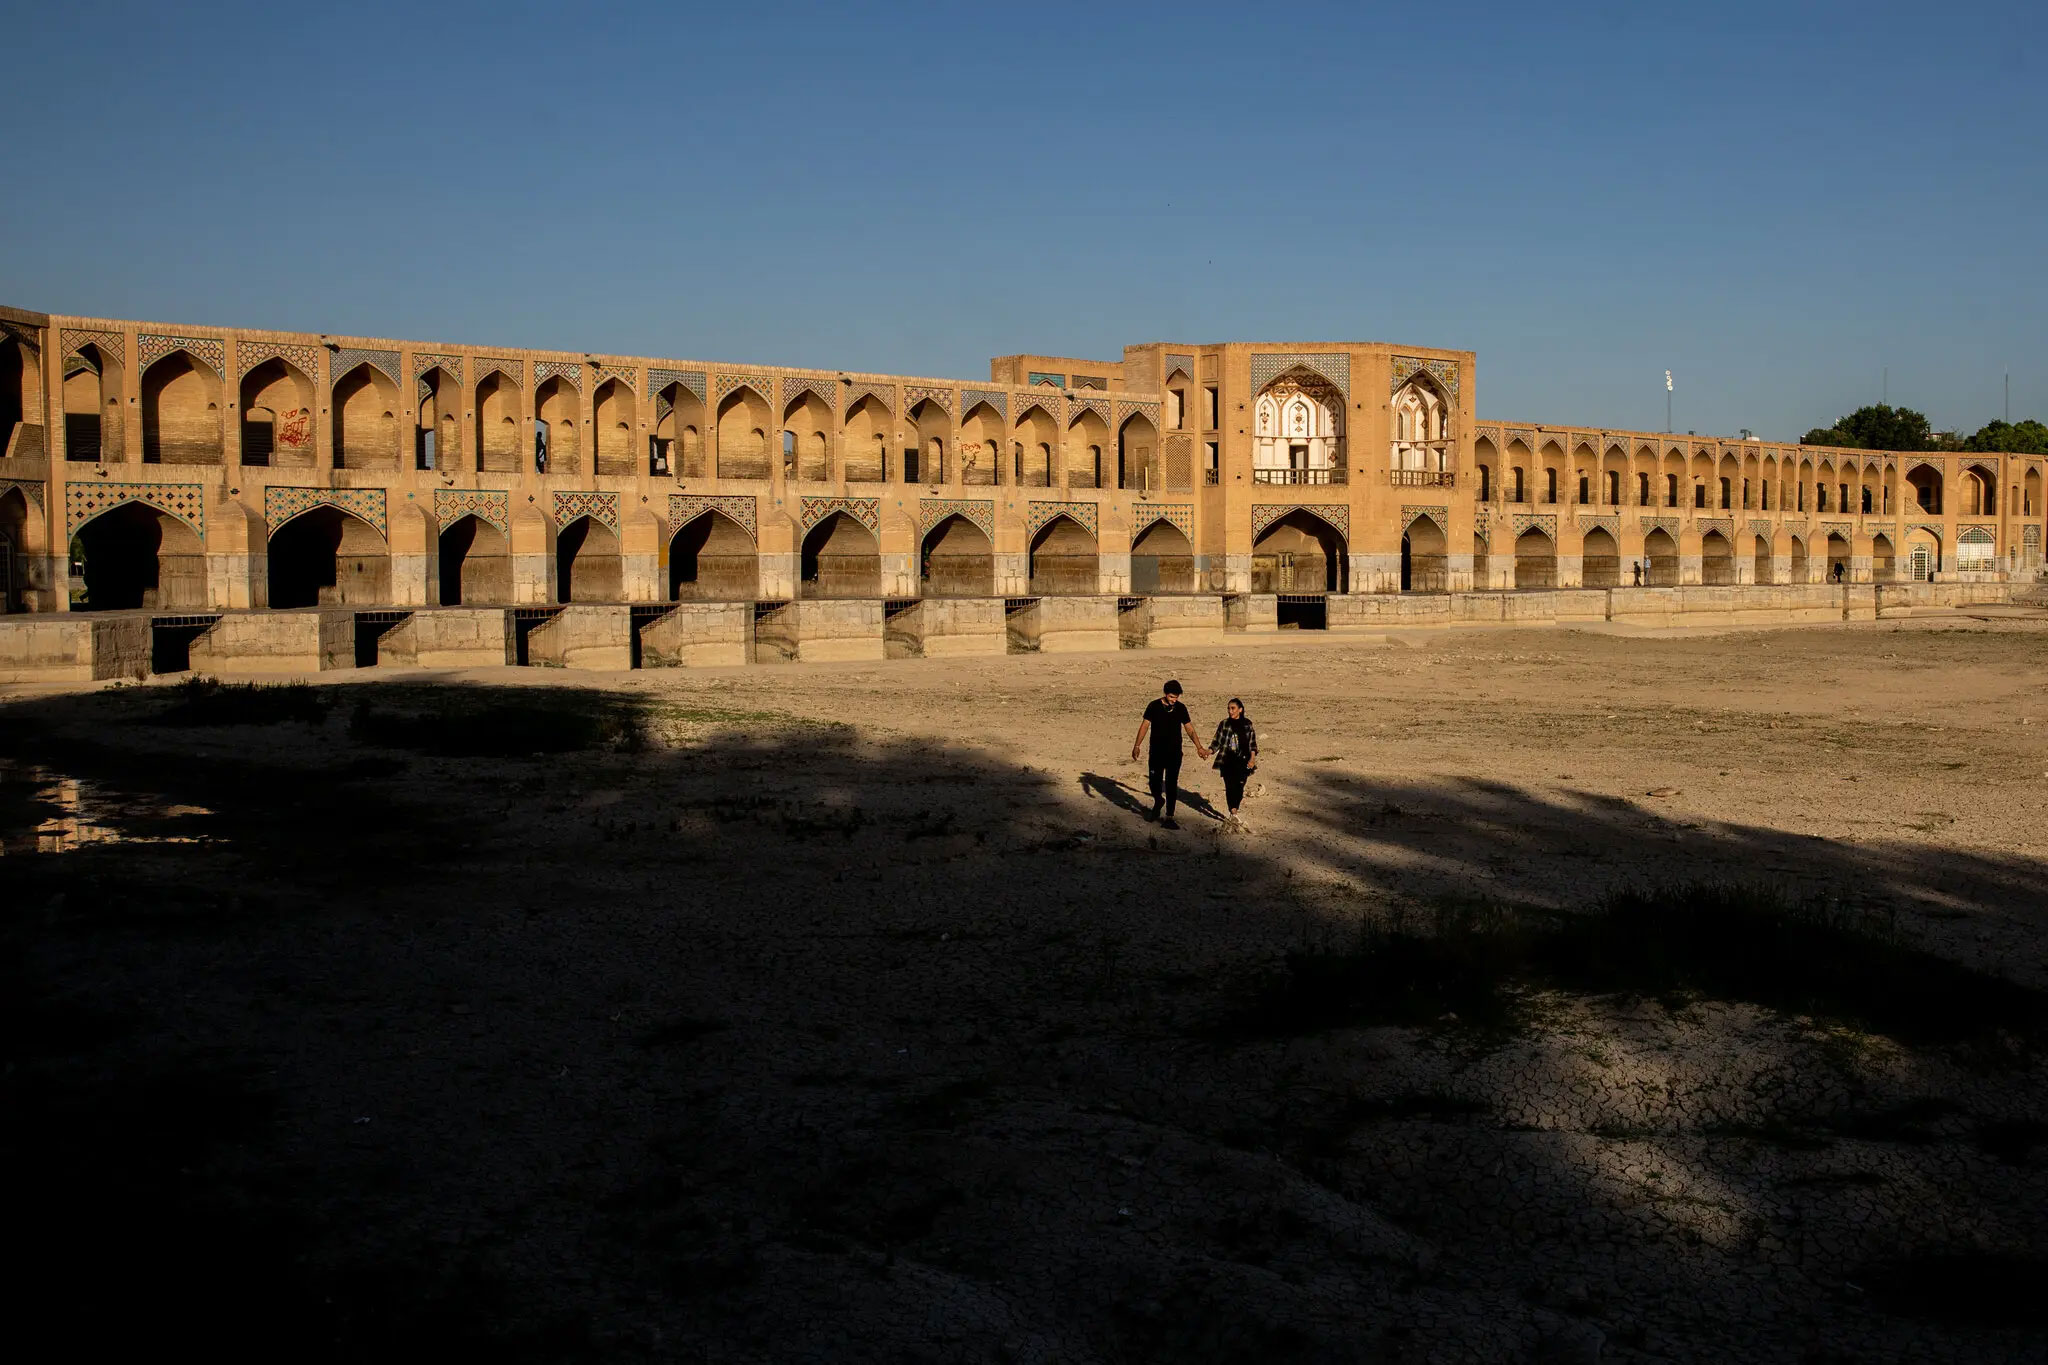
top-left (593, 378), bottom-right (637, 477)
top-left (1512, 526), bottom-right (1556, 590)
top-left (959, 401), bottom-right (1003, 487)
top-left (783, 389), bottom-right (832, 483)
top-left (475, 370), bottom-right (522, 474)
top-left (1255, 368), bottom-right (1342, 484)
top-left (438, 512), bottom-right (512, 604)
top-left (1581, 525), bottom-right (1620, 586)
top-left (1644, 526), bottom-right (1680, 587)
top-left (556, 514), bottom-right (622, 602)
top-left (907, 398), bottom-right (952, 485)
top-left (668, 508), bottom-right (757, 601)
top-left (841, 394), bottom-right (890, 483)
top-left (142, 350), bottom-right (223, 465)
top-left (1131, 517), bottom-right (1194, 594)
top-left (1066, 407), bottom-right (1109, 488)
top-left (1251, 508), bottom-right (1347, 592)
top-left (332, 362), bottom-right (399, 470)
top-left (1116, 411), bottom-right (1158, 491)
top-left (801, 511), bottom-right (880, 598)
top-left (268, 504), bottom-right (391, 607)
top-left (1028, 513), bottom-right (1098, 595)
top-left (72, 501), bottom-right (208, 610)
top-left (920, 513), bottom-right (994, 597)
top-left (239, 356), bottom-right (316, 468)
top-left (715, 385), bottom-right (773, 481)
top-left (62, 341), bottom-right (124, 463)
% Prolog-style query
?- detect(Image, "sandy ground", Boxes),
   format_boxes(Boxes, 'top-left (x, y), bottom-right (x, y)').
top-left (3, 612), bottom-right (2046, 1363)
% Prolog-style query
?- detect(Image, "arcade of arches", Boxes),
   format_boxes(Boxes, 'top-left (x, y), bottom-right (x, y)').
top-left (1, 304), bottom-right (2041, 617)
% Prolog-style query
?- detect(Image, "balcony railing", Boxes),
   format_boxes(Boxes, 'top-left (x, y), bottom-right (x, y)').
top-left (1253, 468), bottom-right (1344, 486)
top-left (1389, 469), bottom-right (1455, 487)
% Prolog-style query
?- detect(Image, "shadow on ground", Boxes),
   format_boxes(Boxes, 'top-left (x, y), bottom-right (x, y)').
top-left (1, 681), bottom-right (2044, 1362)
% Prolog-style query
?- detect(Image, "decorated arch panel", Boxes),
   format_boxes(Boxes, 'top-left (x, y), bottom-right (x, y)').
top-left (668, 493), bottom-right (756, 543)
top-left (265, 486), bottom-right (388, 537)
top-left (66, 481), bottom-right (206, 537)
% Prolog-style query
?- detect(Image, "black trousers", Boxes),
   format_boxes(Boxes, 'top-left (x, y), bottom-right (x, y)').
top-left (1220, 761), bottom-right (1250, 812)
top-left (1147, 756), bottom-right (1182, 815)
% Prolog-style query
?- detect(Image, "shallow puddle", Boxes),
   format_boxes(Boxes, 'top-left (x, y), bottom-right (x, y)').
top-left (0, 762), bottom-right (215, 855)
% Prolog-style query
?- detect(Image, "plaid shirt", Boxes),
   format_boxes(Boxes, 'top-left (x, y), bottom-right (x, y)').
top-left (1211, 717), bottom-right (1258, 765)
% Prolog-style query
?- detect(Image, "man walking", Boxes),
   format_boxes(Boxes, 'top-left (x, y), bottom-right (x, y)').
top-left (1131, 679), bottom-right (1208, 828)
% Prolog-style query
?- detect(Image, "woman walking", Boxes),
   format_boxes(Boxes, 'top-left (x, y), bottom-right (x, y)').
top-left (1210, 697), bottom-right (1259, 831)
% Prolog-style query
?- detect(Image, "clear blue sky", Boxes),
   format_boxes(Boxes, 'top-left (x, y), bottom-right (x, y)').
top-left (3, 0), bottom-right (2042, 441)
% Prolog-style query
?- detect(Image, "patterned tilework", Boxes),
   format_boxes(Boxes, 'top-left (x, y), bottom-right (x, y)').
top-left (1906, 522), bottom-right (1943, 542)
top-left (1504, 428), bottom-right (1536, 450)
top-left (917, 499), bottom-right (995, 541)
top-left (593, 364), bottom-right (638, 392)
top-left (415, 353), bottom-right (464, 388)
top-left (668, 493), bottom-right (757, 543)
top-left (552, 490), bottom-right (619, 534)
top-left (1697, 518), bottom-right (1734, 538)
top-left (1389, 355), bottom-right (1461, 399)
top-left (1868, 526), bottom-right (1897, 544)
top-left (138, 334), bottom-right (225, 378)
top-left (1114, 401), bottom-right (1160, 430)
top-left (1164, 353), bottom-right (1196, 382)
top-left (433, 488), bottom-right (511, 533)
top-left (1575, 515), bottom-right (1618, 536)
top-left (1959, 525), bottom-right (1996, 548)
top-left (1164, 435), bottom-right (1193, 490)
top-left (473, 357), bottom-right (523, 388)
top-left (1538, 435), bottom-right (1568, 456)
top-left (1133, 503), bottom-right (1194, 541)
top-left (534, 360), bottom-right (583, 390)
top-left (1068, 396), bottom-right (1109, 427)
top-left (66, 482), bottom-right (205, 537)
top-left (1070, 375), bottom-right (1109, 391)
top-left (1961, 457), bottom-right (2000, 476)
top-left (960, 388), bottom-right (1008, 420)
top-left (1026, 501), bottom-right (1100, 540)
top-left (903, 385), bottom-right (955, 416)
top-left (800, 496), bottom-right (880, 534)
top-left (1, 477), bottom-right (46, 510)
top-left (1405, 505), bottom-right (1451, 533)
top-left (648, 368), bottom-right (707, 402)
top-left (1013, 393), bottom-right (1062, 425)
top-left (843, 382), bottom-right (895, 417)
top-left (1028, 372), bottom-right (1067, 388)
top-left (1475, 425), bottom-right (1502, 448)
top-left (715, 372), bottom-right (772, 404)
top-left (1606, 438), bottom-right (1628, 456)
top-left (331, 348), bottom-right (400, 387)
top-left (1252, 502), bottom-right (1350, 541)
top-left (1250, 352), bottom-right (1351, 399)
top-left (61, 329), bottom-right (125, 365)
top-left (264, 486), bottom-right (389, 537)
top-left (1511, 513), bottom-right (1558, 541)
top-left (780, 376), bottom-right (837, 412)
top-left (236, 342), bottom-right (323, 382)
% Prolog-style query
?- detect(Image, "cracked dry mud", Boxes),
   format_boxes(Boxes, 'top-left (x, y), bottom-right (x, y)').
top-left (3, 614), bottom-right (2045, 1362)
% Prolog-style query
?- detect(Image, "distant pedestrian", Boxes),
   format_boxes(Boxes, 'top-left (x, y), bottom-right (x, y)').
top-left (1210, 698), bottom-right (1259, 831)
top-left (1131, 678), bottom-right (1208, 829)
top-left (1632, 560), bottom-right (1643, 586)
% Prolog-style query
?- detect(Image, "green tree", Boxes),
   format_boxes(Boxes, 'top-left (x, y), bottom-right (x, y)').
top-left (1963, 418), bottom-right (2048, 455)
top-left (1800, 404), bottom-right (1934, 452)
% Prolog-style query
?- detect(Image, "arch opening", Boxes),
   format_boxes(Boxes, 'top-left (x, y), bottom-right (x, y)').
top-left (333, 364), bottom-right (399, 470)
top-left (1644, 528), bottom-right (1679, 587)
top-left (1131, 519), bottom-right (1194, 594)
top-left (1029, 516), bottom-right (1098, 595)
top-left (1401, 516), bottom-right (1447, 592)
top-left (142, 352), bottom-right (222, 465)
top-left (269, 506), bottom-right (391, 608)
top-left (1580, 527), bottom-right (1619, 587)
top-left (1512, 528), bottom-right (1556, 590)
top-left (71, 503), bottom-right (207, 610)
top-left (920, 514), bottom-right (994, 598)
top-left (556, 516), bottom-right (623, 603)
top-left (668, 511), bottom-right (756, 601)
top-left (1252, 510), bottom-right (1346, 593)
top-left (437, 514), bottom-right (511, 605)
top-left (1701, 530), bottom-right (1736, 586)
top-left (801, 512), bottom-right (880, 598)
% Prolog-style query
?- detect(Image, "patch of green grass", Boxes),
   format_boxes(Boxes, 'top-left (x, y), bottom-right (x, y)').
top-left (148, 678), bottom-right (328, 727)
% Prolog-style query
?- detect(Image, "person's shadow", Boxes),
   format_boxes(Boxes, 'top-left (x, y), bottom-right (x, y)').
top-left (1080, 771), bottom-right (1225, 824)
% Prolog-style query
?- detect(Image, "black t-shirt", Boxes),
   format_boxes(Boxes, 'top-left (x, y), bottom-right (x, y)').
top-left (1143, 698), bottom-right (1191, 760)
